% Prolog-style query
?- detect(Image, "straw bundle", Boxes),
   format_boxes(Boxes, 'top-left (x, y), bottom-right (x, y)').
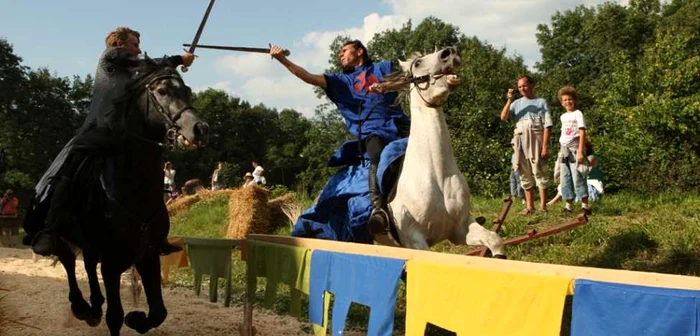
top-left (166, 189), bottom-right (235, 217)
top-left (199, 189), bottom-right (235, 200)
top-left (226, 185), bottom-right (271, 239)
top-left (267, 193), bottom-right (299, 232)
top-left (166, 194), bottom-right (201, 217)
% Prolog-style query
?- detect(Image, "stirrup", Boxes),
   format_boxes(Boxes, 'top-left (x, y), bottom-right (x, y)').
top-left (160, 242), bottom-right (183, 256)
top-left (367, 208), bottom-right (390, 235)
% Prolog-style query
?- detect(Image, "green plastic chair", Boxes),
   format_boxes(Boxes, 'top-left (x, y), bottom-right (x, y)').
top-left (184, 237), bottom-right (240, 307)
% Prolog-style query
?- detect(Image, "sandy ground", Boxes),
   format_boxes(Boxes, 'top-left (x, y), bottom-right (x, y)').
top-left (0, 247), bottom-right (317, 336)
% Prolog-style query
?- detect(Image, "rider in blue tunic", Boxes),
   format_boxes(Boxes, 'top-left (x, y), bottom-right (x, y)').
top-left (270, 40), bottom-right (409, 243)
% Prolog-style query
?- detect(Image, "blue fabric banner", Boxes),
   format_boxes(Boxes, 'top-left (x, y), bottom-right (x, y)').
top-left (572, 279), bottom-right (700, 336)
top-left (309, 250), bottom-right (405, 336)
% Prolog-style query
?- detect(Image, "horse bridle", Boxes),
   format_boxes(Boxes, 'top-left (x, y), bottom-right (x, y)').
top-left (127, 74), bottom-right (195, 150)
top-left (106, 73), bottom-right (194, 256)
top-left (404, 56), bottom-right (451, 108)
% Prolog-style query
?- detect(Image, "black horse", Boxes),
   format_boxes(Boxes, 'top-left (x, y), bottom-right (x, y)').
top-left (24, 60), bottom-right (209, 335)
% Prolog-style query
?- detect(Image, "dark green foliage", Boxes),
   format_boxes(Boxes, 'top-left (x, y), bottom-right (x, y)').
top-left (3, 0), bottom-right (700, 199)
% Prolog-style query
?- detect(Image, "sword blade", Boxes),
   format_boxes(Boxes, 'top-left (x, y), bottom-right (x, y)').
top-left (187, 0), bottom-right (216, 54)
top-left (183, 44), bottom-right (290, 56)
top-left (183, 44), bottom-right (270, 53)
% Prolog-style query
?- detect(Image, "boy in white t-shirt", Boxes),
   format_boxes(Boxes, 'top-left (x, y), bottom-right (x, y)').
top-left (556, 86), bottom-right (591, 216)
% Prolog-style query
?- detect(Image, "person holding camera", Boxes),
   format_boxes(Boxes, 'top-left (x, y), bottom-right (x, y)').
top-left (500, 75), bottom-right (552, 215)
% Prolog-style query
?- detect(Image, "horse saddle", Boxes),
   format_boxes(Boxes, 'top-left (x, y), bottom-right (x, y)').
top-left (375, 138), bottom-right (408, 246)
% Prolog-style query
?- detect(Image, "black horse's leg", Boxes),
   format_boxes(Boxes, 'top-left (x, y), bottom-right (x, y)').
top-left (83, 249), bottom-right (105, 326)
top-left (125, 252), bottom-right (167, 334)
top-left (55, 242), bottom-right (93, 325)
top-left (102, 263), bottom-right (125, 336)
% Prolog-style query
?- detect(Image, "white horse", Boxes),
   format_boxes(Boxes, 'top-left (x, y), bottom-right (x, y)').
top-left (375, 47), bottom-right (506, 257)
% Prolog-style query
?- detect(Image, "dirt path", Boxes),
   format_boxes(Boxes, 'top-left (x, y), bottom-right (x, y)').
top-left (0, 247), bottom-right (313, 335)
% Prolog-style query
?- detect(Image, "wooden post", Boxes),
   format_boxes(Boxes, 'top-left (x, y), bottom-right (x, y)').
top-left (240, 240), bottom-right (254, 336)
top-left (478, 197), bottom-right (513, 257)
top-left (499, 214), bottom-right (587, 247)
top-left (243, 293), bottom-right (253, 336)
top-left (466, 214), bottom-right (587, 256)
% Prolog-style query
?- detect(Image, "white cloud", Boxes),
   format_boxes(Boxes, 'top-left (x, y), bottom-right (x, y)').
top-left (240, 76), bottom-right (323, 116)
top-left (384, 0), bottom-right (630, 67)
top-left (201, 13), bottom-right (408, 117)
top-left (193, 81), bottom-right (239, 97)
top-left (214, 53), bottom-right (283, 78)
top-left (294, 13), bottom-right (409, 72)
top-left (199, 0), bottom-right (630, 116)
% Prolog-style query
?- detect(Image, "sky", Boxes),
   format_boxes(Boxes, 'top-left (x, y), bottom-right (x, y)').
top-left (1, 0), bottom-right (629, 117)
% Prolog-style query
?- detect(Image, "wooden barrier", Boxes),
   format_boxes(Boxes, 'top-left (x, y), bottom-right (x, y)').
top-left (241, 234), bottom-right (700, 335)
top-left (245, 234), bottom-right (700, 291)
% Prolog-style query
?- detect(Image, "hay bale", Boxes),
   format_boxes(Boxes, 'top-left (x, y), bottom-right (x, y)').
top-left (166, 189), bottom-right (235, 217)
top-left (166, 194), bottom-right (201, 217)
top-left (226, 185), bottom-right (271, 239)
top-left (199, 189), bottom-right (235, 200)
top-left (267, 193), bottom-right (299, 233)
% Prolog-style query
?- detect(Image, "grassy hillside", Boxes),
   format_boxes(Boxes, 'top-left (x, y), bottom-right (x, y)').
top-left (167, 192), bottom-right (700, 334)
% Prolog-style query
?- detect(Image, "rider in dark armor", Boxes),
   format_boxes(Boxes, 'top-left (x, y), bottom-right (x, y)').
top-left (25, 27), bottom-right (194, 256)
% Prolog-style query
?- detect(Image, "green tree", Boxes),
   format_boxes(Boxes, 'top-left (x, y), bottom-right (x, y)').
top-left (296, 103), bottom-right (352, 195)
top-left (306, 17), bottom-right (530, 196)
top-left (535, 0), bottom-right (699, 193)
top-left (0, 39), bottom-right (93, 202)
top-left (264, 109), bottom-right (311, 186)
top-left (167, 89), bottom-right (311, 190)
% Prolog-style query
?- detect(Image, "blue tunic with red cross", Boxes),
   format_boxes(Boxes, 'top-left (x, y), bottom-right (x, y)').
top-left (290, 61), bottom-right (409, 244)
top-left (324, 60), bottom-right (409, 145)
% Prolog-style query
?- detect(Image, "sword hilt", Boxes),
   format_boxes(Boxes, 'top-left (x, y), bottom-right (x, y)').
top-left (180, 48), bottom-right (199, 73)
top-left (272, 43), bottom-right (291, 57)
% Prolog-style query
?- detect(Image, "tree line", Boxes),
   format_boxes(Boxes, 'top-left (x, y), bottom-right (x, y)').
top-left (1, 0), bottom-right (697, 209)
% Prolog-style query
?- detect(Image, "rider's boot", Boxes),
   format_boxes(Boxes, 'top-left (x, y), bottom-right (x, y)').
top-left (367, 163), bottom-right (390, 235)
top-left (31, 177), bottom-right (73, 256)
top-left (161, 240), bottom-right (183, 256)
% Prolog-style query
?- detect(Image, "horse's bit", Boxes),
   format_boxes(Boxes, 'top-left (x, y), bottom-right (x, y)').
top-left (405, 54), bottom-right (454, 108)
top-left (129, 74), bottom-right (195, 150)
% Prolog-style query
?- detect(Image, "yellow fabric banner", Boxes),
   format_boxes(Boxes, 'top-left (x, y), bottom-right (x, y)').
top-left (406, 260), bottom-right (573, 336)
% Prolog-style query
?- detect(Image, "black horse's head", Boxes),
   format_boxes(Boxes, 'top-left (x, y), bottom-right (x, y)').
top-left (122, 61), bottom-right (209, 149)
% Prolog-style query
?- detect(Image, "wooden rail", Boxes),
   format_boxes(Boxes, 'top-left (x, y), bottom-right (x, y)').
top-left (245, 234), bottom-right (700, 290)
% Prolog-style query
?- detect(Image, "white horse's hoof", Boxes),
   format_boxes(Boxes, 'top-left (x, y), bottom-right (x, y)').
top-left (493, 254), bottom-right (507, 259)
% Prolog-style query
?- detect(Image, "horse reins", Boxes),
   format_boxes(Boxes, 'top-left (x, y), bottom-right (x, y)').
top-left (125, 73), bottom-right (195, 150)
top-left (404, 56), bottom-right (451, 109)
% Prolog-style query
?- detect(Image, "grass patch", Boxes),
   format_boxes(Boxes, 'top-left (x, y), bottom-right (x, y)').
top-left (167, 191), bottom-right (700, 334)
top-left (169, 193), bottom-right (230, 238)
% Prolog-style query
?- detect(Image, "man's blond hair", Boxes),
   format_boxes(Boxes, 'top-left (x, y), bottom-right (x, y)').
top-left (105, 26), bottom-right (140, 47)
